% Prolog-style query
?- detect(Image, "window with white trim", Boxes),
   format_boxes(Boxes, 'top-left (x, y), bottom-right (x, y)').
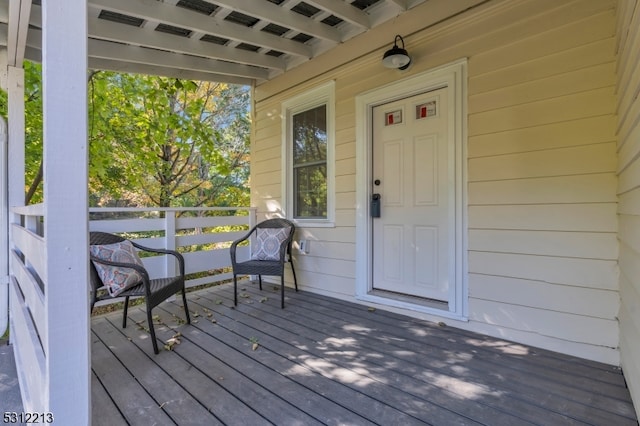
top-left (282, 82), bottom-right (335, 226)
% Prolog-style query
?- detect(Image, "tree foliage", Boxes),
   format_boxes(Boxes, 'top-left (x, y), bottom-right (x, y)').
top-left (88, 72), bottom-right (250, 208)
top-left (1, 62), bottom-right (250, 208)
top-left (0, 61), bottom-right (45, 204)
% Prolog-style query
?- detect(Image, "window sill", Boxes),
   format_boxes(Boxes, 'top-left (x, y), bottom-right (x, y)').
top-left (291, 220), bottom-right (335, 229)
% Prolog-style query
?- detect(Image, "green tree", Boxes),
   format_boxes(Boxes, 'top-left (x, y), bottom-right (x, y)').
top-left (1, 63), bottom-right (250, 209)
top-left (0, 61), bottom-right (44, 204)
top-left (88, 72), bottom-right (250, 208)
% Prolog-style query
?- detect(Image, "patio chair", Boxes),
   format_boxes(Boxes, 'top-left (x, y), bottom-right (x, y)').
top-left (230, 218), bottom-right (298, 308)
top-left (89, 231), bottom-right (191, 354)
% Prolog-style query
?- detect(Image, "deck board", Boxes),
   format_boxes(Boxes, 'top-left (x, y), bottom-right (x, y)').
top-left (198, 289), bottom-right (558, 425)
top-left (91, 282), bottom-right (638, 425)
top-left (213, 285), bottom-right (634, 425)
top-left (248, 288), bottom-right (635, 416)
top-left (206, 287), bottom-right (600, 425)
top-left (150, 304), bottom-right (420, 426)
top-left (91, 328), bottom-right (176, 425)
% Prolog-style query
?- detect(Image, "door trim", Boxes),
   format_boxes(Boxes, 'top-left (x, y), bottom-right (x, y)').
top-left (354, 59), bottom-right (468, 321)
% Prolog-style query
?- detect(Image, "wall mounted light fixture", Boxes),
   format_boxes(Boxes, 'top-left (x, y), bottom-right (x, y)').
top-left (382, 35), bottom-right (411, 70)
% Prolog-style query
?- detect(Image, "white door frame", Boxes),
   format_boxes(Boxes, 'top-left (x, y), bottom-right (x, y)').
top-left (355, 59), bottom-right (468, 321)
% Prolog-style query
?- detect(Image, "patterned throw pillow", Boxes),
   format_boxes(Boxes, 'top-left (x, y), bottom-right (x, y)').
top-left (251, 227), bottom-right (290, 261)
top-left (90, 240), bottom-right (145, 296)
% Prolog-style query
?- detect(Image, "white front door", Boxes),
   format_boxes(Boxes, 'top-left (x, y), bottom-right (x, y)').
top-left (372, 87), bottom-right (452, 301)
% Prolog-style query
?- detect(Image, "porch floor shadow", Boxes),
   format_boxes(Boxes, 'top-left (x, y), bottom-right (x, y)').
top-left (91, 282), bottom-right (638, 426)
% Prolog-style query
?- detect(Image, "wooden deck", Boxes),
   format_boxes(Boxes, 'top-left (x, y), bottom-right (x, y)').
top-left (91, 282), bottom-right (638, 426)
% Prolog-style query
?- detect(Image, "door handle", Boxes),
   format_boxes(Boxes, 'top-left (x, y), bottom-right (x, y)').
top-left (371, 193), bottom-right (381, 218)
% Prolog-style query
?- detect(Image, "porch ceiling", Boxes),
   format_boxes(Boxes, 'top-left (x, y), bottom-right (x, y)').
top-left (0, 0), bottom-right (440, 86)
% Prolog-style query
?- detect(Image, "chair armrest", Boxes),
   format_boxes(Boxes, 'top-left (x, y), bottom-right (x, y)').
top-left (130, 242), bottom-right (185, 277)
top-left (230, 226), bottom-right (257, 264)
top-left (90, 255), bottom-right (149, 278)
top-left (230, 238), bottom-right (245, 264)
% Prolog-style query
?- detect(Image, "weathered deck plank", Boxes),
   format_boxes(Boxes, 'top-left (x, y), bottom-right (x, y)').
top-left (196, 288), bottom-right (550, 425)
top-left (93, 318), bottom-right (220, 425)
top-left (204, 287), bottom-right (600, 425)
top-left (212, 284), bottom-right (635, 425)
top-left (91, 328), bottom-right (176, 425)
top-left (158, 300), bottom-right (472, 425)
top-left (233, 285), bottom-right (635, 419)
top-left (147, 305), bottom-right (421, 426)
top-left (91, 282), bottom-right (638, 426)
top-left (91, 371), bottom-right (128, 426)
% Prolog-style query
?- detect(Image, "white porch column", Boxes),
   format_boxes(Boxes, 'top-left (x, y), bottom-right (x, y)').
top-left (0, 48), bottom-right (10, 337)
top-left (0, 116), bottom-right (7, 337)
top-left (6, 65), bottom-right (25, 339)
top-left (42, 1), bottom-right (90, 424)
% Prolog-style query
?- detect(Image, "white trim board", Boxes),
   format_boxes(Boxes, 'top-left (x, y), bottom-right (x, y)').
top-left (280, 80), bottom-right (336, 228)
top-left (354, 59), bottom-right (468, 320)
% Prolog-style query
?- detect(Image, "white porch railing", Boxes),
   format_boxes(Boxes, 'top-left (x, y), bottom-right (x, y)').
top-left (8, 205), bottom-right (255, 415)
top-left (89, 207), bottom-right (256, 299)
top-left (9, 203), bottom-right (47, 412)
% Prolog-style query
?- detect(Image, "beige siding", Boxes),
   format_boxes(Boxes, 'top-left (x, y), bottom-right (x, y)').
top-left (253, 0), bottom-right (620, 364)
top-left (616, 0), bottom-right (640, 419)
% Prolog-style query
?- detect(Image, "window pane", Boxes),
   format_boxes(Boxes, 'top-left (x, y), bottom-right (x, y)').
top-left (293, 105), bottom-right (326, 166)
top-left (292, 103), bottom-right (328, 219)
top-left (294, 164), bottom-right (327, 218)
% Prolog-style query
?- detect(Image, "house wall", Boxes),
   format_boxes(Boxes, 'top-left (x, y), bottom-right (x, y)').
top-left (615, 0), bottom-right (640, 417)
top-left (253, 0), bottom-right (620, 364)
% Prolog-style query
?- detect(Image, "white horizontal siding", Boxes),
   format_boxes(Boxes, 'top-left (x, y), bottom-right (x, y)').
top-left (469, 252), bottom-right (618, 290)
top-left (469, 298), bottom-right (619, 348)
top-left (468, 116), bottom-right (616, 158)
top-left (469, 143), bottom-right (617, 181)
top-left (468, 229), bottom-right (618, 259)
top-left (470, 274), bottom-right (619, 318)
top-left (469, 204), bottom-right (617, 232)
top-left (616, 0), bottom-right (640, 417)
top-left (465, 0), bottom-right (618, 362)
top-left (253, 0), bottom-right (620, 363)
top-left (469, 174), bottom-right (618, 205)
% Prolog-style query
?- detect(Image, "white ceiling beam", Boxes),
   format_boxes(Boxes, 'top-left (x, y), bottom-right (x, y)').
top-left (89, 40), bottom-right (268, 80)
top-left (211, 0), bottom-right (342, 43)
top-left (18, 24), bottom-right (269, 80)
top-left (87, 39), bottom-right (268, 80)
top-left (89, 57), bottom-right (255, 85)
top-left (305, 0), bottom-right (370, 29)
top-left (89, 17), bottom-right (285, 71)
top-left (88, 0), bottom-right (312, 57)
top-left (7, 0), bottom-right (31, 66)
top-left (8, 41), bottom-right (254, 85)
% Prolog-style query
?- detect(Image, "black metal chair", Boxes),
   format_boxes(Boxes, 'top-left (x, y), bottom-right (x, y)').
top-left (89, 231), bottom-right (190, 354)
top-left (230, 218), bottom-right (298, 308)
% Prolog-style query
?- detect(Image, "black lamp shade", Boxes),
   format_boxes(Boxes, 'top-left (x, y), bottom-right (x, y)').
top-left (382, 35), bottom-right (411, 70)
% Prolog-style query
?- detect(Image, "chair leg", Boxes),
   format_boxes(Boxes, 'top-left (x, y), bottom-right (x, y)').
top-left (122, 296), bottom-right (130, 328)
top-left (258, 275), bottom-right (262, 290)
top-left (280, 274), bottom-right (285, 309)
top-left (181, 287), bottom-right (191, 324)
top-left (147, 307), bottom-right (159, 354)
top-left (290, 260), bottom-right (298, 292)
top-left (233, 274), bottom-right (238, 306)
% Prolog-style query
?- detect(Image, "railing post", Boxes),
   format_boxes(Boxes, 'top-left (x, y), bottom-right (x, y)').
top-left (7, 64), bottom-right (25, 345)
top-left (164, 210), bottom-right (177, 277)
